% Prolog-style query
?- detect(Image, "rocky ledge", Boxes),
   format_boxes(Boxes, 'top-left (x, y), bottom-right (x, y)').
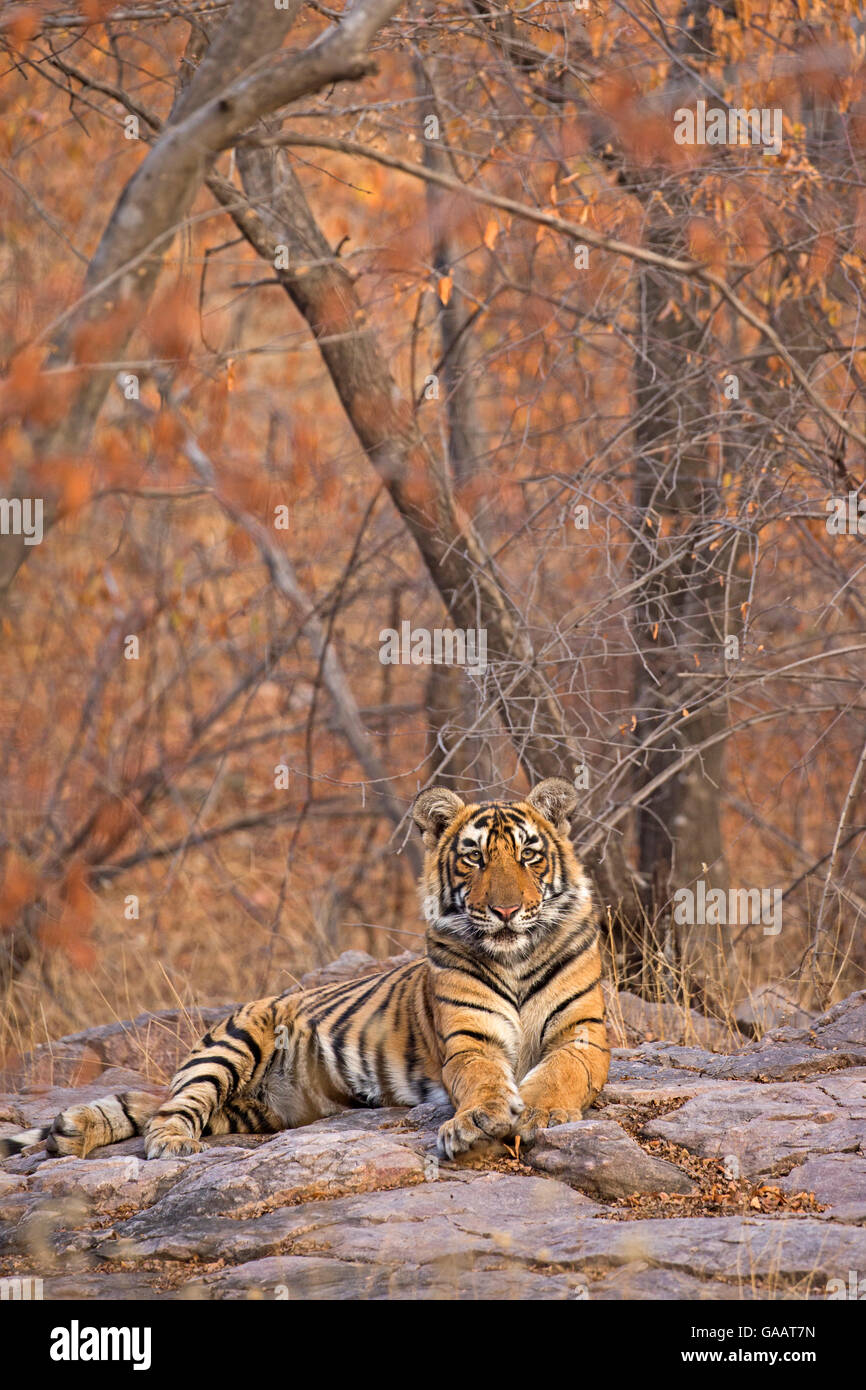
top-left (1, 953), bottom-right (864, 1301)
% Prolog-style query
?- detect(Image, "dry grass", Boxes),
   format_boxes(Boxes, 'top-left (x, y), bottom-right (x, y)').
top-left (0, 839), bottom-right (421, 1069)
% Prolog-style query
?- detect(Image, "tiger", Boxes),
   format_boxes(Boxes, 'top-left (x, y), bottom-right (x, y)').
top-left (0, 778), bottom-right (609, 1163)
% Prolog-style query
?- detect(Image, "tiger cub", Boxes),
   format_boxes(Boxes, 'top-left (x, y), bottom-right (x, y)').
top-left (0, 778), bottom-right (609, 1162)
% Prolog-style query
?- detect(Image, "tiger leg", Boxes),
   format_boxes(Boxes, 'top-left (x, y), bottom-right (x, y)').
top-left (144, 997), bottom-right (280, 1158)
top-left (437, 1052), bottom-right (524, 1159)
top-left (198, 1098), bottom-right (282, 1142)
top-left (0, 1091), bottom-right (160, 1160)
top-left (435, 1020), bottom-right (523, 1160)
top-left (515, 1016), bottom-right (610, 1144)
top-left (433, 979), bottom-right (522, 1159)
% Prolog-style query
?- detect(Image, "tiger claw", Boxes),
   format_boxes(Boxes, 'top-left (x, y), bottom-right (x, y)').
top-left (514, 1105), bottom-right (582, 1145)
top-left (437, 1087), bottom-right (523, 1159)
top-left (144, 1117), bottom-right (202, 1159)
top-left (145, 1133), bottom-right (202, 1159)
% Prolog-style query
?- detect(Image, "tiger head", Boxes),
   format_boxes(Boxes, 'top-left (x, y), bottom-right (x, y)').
top-left (412, 778), bottom-right (592, 958)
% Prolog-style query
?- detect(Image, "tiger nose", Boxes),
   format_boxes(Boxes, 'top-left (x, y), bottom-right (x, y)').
top-left (489, 903), bottom-right (521, 922)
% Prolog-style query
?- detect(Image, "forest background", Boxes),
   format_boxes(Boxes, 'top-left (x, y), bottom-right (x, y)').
top-left (1, 0), bottom-right (864, 1065)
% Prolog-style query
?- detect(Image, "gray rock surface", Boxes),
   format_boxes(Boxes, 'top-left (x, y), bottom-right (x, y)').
top-left (527, 1119), bottom-right (694, 1197)
top-left (642, 1073), bottom-right (866, 1197)
top-left (605, 983), bottom-right (734, 1050)
top-left (734, 984), bottom-right (815, 1035)
top-left (2, 957), bottom-right (864, 1301)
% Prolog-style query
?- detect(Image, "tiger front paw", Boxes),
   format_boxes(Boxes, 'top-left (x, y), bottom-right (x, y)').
top-left (44, 1105), bottom-right (97, 1158)
top-left (144, 1119), bottom-right (202, 1160)
top-left (437, 1087), bottom-right (523, 1159)
top-left (514, 1105), bottom-right (583, 1146)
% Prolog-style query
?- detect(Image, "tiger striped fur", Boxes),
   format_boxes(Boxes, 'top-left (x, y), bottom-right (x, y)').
top-left (0, 778), bottom-right (609, 1162)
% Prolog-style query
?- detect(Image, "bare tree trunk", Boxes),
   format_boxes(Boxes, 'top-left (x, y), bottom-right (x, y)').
top-left (215, 149), bottom-right (645, 924)
top-left (412, 37), bottom-right (490, 790)
top-left (413, 45), bottom-right (482, 487)
top-left (629, 227), bottom-right (743, 1006)
top-left (621, 1), bottom-right (744, 1007)
top-left (224, 150), bottom-right (578, 774)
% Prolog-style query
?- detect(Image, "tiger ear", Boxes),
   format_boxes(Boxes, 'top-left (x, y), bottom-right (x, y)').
top-left (526, 777), bottom-right (578, 833)
top-left (412, 787), bottom-right (466, 847)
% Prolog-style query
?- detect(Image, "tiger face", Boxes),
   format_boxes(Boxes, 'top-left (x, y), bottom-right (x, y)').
top-left (413, 777), bottom-right (591, 960)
